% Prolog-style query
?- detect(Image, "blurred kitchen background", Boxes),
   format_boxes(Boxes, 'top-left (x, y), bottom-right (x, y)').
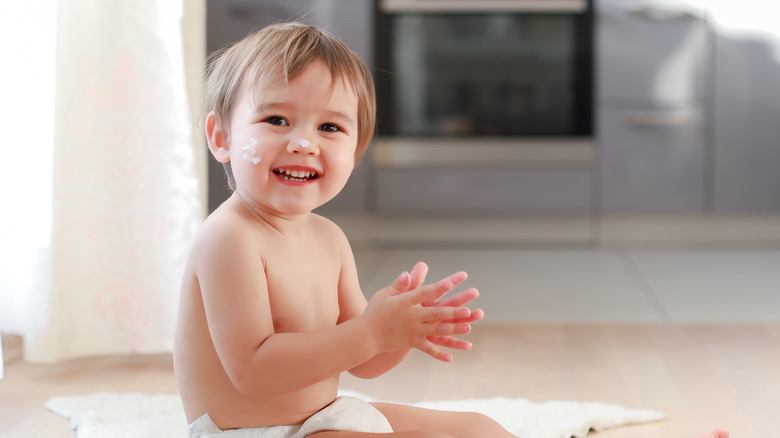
top-left (203, 0), bottom-right (780, 323)
top-left (5, 0), bottom-right (780, 369)
top-left (2, 5), bottom-right (777, 433)
top-left (0, 0), bottom-right (780, 376)
top-left (206, 0), bottom-right (780, 244)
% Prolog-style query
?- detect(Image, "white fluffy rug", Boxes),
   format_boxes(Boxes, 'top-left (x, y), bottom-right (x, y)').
top-left (46, 390), bottom-right (664, 438)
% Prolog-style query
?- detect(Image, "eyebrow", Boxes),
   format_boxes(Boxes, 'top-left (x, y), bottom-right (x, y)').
top-left (322, 109), bottom-right (357, 128)
top-left (252, 102), bottom-right (290, 115)
top-left (254, 102), bottom-right (356, 128)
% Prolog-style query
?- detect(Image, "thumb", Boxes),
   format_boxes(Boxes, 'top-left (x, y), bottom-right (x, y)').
top-left (388, 271), bottom-right (411, 295)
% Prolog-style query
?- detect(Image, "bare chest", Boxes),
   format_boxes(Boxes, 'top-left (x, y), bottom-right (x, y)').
top-left (263, 248), bottom-right (341, 333)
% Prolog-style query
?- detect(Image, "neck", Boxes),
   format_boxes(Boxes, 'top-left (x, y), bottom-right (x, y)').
top-left (230, 192), bottom-right (312, 237)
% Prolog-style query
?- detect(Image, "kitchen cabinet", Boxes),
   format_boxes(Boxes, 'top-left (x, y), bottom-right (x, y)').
top-left (376, 169), bottom-right (593, 214)
top-left (204, 0), bottom-right (780, 215)
top-left (598, 1), bottom-right (780, 214)
top-left (599, 107), bottom-right (705, 211)
top-left (597, 1), bottom-right (709, 103)
top-left (711, 27), bottom-right (780, 212)
top-left (596, 0), bottom-right (710, 212)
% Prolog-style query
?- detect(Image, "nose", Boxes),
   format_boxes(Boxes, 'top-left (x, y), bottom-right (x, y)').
top-left (286, 137), bottom-right (318, 155)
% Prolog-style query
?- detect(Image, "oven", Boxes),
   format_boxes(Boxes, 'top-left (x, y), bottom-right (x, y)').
top-left (371, 0), bottom-right (596, 213)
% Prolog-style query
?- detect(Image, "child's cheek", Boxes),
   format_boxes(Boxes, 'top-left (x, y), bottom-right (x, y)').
top-left (240, 138), bottom-right (262, 165)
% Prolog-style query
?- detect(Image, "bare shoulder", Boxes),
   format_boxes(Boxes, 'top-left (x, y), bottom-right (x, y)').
top-left (309, 213), bottom-right (350, 249)
top-left (189, 201), bottom-right (267, 271)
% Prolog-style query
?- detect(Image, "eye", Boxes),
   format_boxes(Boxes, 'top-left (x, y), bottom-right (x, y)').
top-left (264, 116), bottom-right (289, 126)
top-left (319, 123), bottom-right (342, 133)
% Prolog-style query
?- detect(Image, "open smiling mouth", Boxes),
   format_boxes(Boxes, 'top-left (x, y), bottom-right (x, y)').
top-left (273, 168), bottom-right (320, 182)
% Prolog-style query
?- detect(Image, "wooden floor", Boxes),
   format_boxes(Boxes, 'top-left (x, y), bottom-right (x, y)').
top-left (2, 324), bottom-right (780, 438)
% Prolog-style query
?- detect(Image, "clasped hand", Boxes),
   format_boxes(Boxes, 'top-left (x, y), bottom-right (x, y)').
top-left (362, 262), bottom-right (484, 362)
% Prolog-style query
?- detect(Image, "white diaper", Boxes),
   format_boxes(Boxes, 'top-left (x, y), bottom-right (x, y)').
top-left (187, 396), bottom-right (393, 437)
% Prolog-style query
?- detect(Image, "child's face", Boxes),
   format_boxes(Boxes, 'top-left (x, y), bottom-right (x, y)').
top-left (225, 61), bottom-right (359, 216)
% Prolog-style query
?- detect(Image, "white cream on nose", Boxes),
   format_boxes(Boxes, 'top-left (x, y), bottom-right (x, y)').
top-left (287, 138), bottom-right (310, 153)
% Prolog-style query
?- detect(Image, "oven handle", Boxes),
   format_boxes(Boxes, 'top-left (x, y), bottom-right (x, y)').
top-left (380, 0), bottom-right (588, 13)
top-left (623, 3), bottom-right (705, 20)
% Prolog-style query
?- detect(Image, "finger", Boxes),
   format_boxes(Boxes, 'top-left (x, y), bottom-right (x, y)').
top-left (419, 272), bottom-right (469, 307)
top-left (407, 280), bottom-right (451, 306)
top-left (426, 335), bottom-right (473, 351)
top-left (420, 305), bottom-right (472, 324)
top-left (423, 321), bottom-right (471, 338)
top-left (408, 262), bottom-right (429, 292)
top-left (436, 288), bottom-right (480, 308)
top-left (442, 308), bottom-right (485, 324)
top-left (409, 272), bottom-right (468, 306)
top-left (443, 271), bottom-right (468, 289)
top-left (388, 271), bottom-right (411, 295)
top-left (416, 339), bottom-right (453, 362)
top-left (463, 308), bottom-right (484, 323)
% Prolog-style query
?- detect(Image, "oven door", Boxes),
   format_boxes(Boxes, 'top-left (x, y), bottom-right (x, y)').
top-left (372, 0), bottom-right (595, 214)
top-left (374, 0), bottom-right (594, 169)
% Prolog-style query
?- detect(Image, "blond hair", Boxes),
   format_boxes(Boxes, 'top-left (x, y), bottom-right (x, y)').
top-left (204, 22), bottom-right (376, 191)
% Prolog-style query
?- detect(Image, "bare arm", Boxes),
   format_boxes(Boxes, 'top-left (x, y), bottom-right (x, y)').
top-left (347, 275), bottom-right (484, 378)
top-left (197, 223), bottom-right (470, 397)
top-left (336, 233), bottom-right (482, 378)
top-left (335, 233), bottom-right (412, 378)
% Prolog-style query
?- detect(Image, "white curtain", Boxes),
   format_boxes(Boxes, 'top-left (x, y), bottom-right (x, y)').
top-left (0, 0), bottom-right (203, 365)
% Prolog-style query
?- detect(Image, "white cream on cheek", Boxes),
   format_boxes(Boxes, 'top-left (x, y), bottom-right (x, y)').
top-left (240, 138), bottom-right (261, 165)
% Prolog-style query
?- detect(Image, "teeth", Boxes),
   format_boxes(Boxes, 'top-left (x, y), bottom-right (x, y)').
top-left (275, 168), bottom-right (318, 181)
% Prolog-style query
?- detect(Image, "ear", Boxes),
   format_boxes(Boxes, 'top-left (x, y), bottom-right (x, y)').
top-left (205, 111), bottom-right (231, 163)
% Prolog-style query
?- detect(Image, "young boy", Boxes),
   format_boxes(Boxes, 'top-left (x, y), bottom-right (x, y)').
top-left (173, 21), bottom-right (502, 438)
top-left (174, 22), bottom-right (729, 438)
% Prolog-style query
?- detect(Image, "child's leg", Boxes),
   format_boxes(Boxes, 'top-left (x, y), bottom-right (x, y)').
top-left (309, 432), bottom-right (450, 438)
top-left (370, 402), bottom-right (517, 438)
top-left (689, 429), bottom-right (729, 438)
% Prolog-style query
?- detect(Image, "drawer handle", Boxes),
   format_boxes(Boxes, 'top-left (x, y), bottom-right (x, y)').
top-left (381, 0), bottom-right (587, 13)
top-left (624, 3), bottom-right (704, 21)
top-left (625, 111), bottom-right (694, 128)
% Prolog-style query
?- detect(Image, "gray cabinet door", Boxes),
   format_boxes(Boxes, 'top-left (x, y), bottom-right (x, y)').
top-left (596, 0), bottom-right (710, 213)
top-left (375, 169), bottom-right (594, 214)
top-left (599, 107), bottom-right (706, 212)
top-left (596, 0), bottom-right (710, 104)
top-left (712, 31), bottom-right (780, 212)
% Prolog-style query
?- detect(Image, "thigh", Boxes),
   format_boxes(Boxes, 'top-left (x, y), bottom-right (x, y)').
top-left (308, 432), bottom-right (446, 438)
top-left (370, 402), bottom-right (515, 438)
